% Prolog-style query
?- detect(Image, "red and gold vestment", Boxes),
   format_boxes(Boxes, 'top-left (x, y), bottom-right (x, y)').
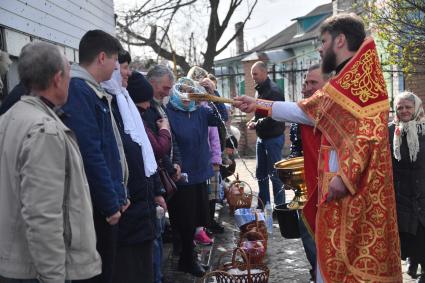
top-left (299, 124), bottom-right (321, 236)
top-left (299, 38), bottom-right (402, 282)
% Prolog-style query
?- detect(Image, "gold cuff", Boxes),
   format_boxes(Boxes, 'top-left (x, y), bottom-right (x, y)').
top-left (255, 99), bottom-right (274, 116)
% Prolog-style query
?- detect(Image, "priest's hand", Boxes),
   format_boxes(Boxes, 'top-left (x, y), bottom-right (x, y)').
top-left (234, 96), bottom-right (256, 113)
top-left (327, 175), bottom-right (349, 202)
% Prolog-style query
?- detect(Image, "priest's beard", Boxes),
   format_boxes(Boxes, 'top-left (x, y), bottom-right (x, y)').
top-left (322, 48), bottom-right (337, 74)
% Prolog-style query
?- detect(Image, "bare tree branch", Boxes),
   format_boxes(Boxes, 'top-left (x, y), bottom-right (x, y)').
top-left (156, 1), bottom-right (182, 60)
top-left (117, 0), bottom-right (259, 73)
top-left (117, 23), bottom-right (192, 71)
top-left (215, 0), bottom-right (258, 55)
top-left (123, 0), bottom-right (197, 26)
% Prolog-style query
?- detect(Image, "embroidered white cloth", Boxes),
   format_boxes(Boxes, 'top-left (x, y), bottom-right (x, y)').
top-left (102, 65), bottom-right (157, 176)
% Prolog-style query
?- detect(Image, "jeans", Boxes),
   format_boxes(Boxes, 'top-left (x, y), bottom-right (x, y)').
top-left (297, 210), bottom-right (316, 271)
top-left (256, 135), bottom-right (285, 206)
top-left (153, 217), bottom-right (165, 283)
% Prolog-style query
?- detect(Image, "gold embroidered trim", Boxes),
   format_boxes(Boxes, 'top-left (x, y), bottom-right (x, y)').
top-left (325, 84), bottom-right (390, 119)
top-left (337, 49), bottom-right (386, 104)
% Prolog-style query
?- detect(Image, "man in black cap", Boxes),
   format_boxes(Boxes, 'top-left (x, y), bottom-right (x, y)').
top-left (127, 71), bottom-right (172, 159)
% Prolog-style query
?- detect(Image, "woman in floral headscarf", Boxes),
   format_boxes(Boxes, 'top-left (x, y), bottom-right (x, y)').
top-left (165, 77), bottom-right (225, 277)
top-left (389, 91), bottom-right (425, 282)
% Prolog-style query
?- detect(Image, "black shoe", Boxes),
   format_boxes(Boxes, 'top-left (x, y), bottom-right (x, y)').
top-left (309, 269), bottom-right (316, 282)
top-left (209, 220), bottom-right (225, 234)
top-left (178, 260), bottom-right (206, 277)
top-left (408, 259), bottom-right (419, 279)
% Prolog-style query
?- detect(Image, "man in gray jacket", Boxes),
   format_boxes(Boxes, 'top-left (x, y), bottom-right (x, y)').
top-left (0, 42), bottom-right (101, 282)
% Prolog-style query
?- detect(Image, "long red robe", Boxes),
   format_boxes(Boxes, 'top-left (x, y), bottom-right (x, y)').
top-left (298, 37), bottom-right (402, 282)
top-left (299, 125), bottom-right (321, 236)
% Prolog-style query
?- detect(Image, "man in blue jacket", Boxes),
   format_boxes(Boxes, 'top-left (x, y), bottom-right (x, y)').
top-left (61, 30), bottom-right (129, 283)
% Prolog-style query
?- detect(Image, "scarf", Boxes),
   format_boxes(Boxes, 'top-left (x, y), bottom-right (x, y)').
top-left (169, 77), bottom-right (200, 112)
top-left (102, 64), bottom-right (157, 177)
top-left (393, 94), bottom-right (425, 162)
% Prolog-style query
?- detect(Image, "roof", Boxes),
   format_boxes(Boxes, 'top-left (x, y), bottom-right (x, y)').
top-left (241, 49), bottom-right (295, 64)
top-left (214, 2), bottom-right (332, 65)
top-left (214, 53), bottom-right (247, 65)
top-left (249, 22), bottom-right (298, 53)
top-left (292, 2), bottom-right (334, 20)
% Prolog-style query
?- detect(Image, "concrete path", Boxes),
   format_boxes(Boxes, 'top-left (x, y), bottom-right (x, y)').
top-left (162, 157), bottom-right (418, 282)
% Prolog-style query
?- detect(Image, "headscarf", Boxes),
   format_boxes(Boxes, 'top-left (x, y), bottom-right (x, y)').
top-left (187, 66), bottom-right (208, 81)
top-left (101, 63), bottom-right (157, 176)
top-left (393, 91), bottom-right (425, 162)
top-left (169, 77), bottom-right (202, 112)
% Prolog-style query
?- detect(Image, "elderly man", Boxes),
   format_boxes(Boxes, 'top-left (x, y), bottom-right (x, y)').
top-left (247, 61), bottom-right (285, 208)
top-left (61, 30), bottom-right (128, 283)
top-left (142, 65), bottom-right (182, 281)
top-left (0, 42), bottom-right (100, 282)
top-left (235, 13), bottom-right (402, 282)
top-left (287, 64), bottom-right (329, 281)
top-left (144, 65), bottom-right (182, 183)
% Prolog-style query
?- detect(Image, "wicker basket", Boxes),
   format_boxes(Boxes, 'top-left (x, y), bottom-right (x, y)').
top-left (226, 177), bottom-right (253, 215)
top-left (216, 248), bottom-right (269, 283)
top-left (239, 212), bottom-right (268, 243)
top-left (198, 271), bottom-right (236, 283)
top-left (243, 223), bottom-right (268, 242)
top-left (238, 231), bottom-right (267, 264)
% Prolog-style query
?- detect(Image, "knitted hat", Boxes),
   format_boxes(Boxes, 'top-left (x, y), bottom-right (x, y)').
top-left (127, 71), bottom-right (153, 103)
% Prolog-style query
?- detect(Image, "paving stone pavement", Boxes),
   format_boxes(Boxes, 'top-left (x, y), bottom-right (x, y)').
top-left (162, 157), bottom-right (418, 282)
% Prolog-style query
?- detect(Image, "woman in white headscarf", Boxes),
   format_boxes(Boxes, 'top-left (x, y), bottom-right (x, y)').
top-left (101, 51), bottom-right (165, 283)
top-left (389, 91), bottom-right (425, 282)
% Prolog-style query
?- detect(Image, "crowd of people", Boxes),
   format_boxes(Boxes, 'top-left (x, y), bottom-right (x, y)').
top-left (0, 30), bottom-right (239, 283)
top-left (0, 11), bottom-right (424, 283)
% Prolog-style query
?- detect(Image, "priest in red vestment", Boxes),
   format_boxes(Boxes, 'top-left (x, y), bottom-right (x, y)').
top-left (234, 13), bottom-right (402, 282)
